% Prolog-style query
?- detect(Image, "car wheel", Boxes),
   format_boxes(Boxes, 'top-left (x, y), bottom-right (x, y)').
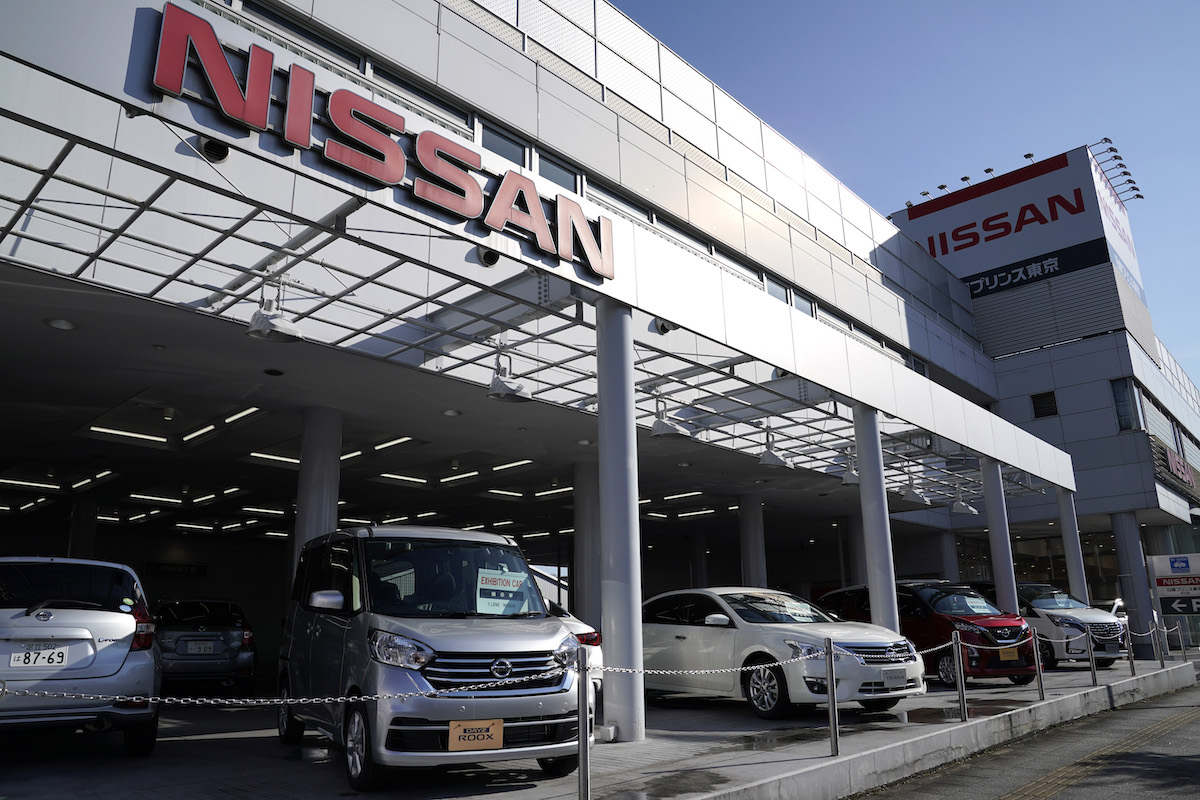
top-left (936, 654), bottom-right (959, 688)
top-left (1094, 658), bottom-right (1116, 669)
top-left (1037, 638), bottom-right (1058, 670)
top-left (858, 698), bottom-right (900, 712)
top-left (277, 685), bottom-right (305, 745)
top-left (537, 755), bottom-right (579, 777)
top-left (1009, 674), bottom-right (1036, 685)
top-left (345, 704), bottom-right (385, 792)
top-left (123, 714), bottom-right (158, 757)
top-left (743, 660), bottom-right (791, 719)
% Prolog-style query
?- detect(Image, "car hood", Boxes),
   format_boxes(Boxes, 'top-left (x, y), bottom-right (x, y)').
top-left (1036, 607), bottom-right (1121, 624)
top-left (759, 620), bottom-right (906, 645)
top-left (960, 614), bottom-right (1026, 627)
top-left (370, 614), bottom-right (573, 652)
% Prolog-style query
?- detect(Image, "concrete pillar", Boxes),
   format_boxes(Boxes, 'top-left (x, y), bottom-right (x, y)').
top-left (67, 499), bottom-right (97, 559)
top-left (739, 493), bottom-right (767, 587)
top-left (573, 461), bottom-right (602, 630)
top-left (596, 297), bottom-right (644, 742)
top-left (853, 404), bottom-right (900, 634)
top-left (981, 456), bottom-right (1018, 614)
top-left (291, 407), bottom-right (342, 577)
top-left (689, 534), bottom-right (708, 587)
top-left (1112, 511), bottom-right (1156, 659)
top-left (1056, 488), bottom-right (1089, 604)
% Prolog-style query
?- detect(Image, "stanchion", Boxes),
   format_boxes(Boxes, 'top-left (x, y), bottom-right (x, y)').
top-left (1032, 634), bottom-right (1045, 701)
top-left (577, 647), bottom-right (590, 800)
top-left (1125, 626), bottom-right (1136, 676)
top-left (1085, 630), bottom-right (1098, 687)
top-left (825, 638), bottom-right (839, 757)
top-left (1155, 626), bottom-right (1166, 669)
top-left (952, 632), bottom-right (967, 722)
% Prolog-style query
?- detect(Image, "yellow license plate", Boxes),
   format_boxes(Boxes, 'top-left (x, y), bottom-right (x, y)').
top-left (999, 647), bottom-right (1019, 661)
top-left (448, 719), bottom-right (503, 751)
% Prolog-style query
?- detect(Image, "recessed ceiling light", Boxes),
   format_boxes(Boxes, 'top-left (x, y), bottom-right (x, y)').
top-left (44, 318), bottom-right (78, 330)
top-left (443, 409), bottom-right (461, 417)
top-left (677, 462), bottom-right (691, 468)
top-left (576, 439), bottom-right (592, 446)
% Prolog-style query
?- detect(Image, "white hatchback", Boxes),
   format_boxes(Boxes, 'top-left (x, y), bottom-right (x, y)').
top-left (643, 587), bottom-right (925, 718)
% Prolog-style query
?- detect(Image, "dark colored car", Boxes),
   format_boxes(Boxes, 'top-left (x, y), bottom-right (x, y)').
top-left (152, 600), bottom-right (256, 694)
top-left (820, 581), bottom-right (1036, 687)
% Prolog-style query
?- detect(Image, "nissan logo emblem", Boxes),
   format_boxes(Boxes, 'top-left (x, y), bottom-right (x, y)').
top-left (885, 646), bottom-right (899, 660)
top-left (35, 610), bottom-right (53, 622)
top-left (490, 659), bottom-right (513, 679)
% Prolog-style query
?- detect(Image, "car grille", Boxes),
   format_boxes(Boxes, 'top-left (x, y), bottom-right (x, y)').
top-left (1086, 622), bottom-right (1123, 641)
top-left (422, 651), bottom-right (565, 691)
top-left (859, 678), bottom-right (922, 695)
top-left (985, 626), bottom-right (1024, 644)
top-left (841, 643), bottom-right (917, 664)
top-left (384, 712), bottom-right (579, 752)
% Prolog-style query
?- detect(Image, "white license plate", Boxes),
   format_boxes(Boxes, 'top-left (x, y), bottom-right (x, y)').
top-left (881, 667), bottom-right (906, 688)
top-left (186, 641), bottom-right (215, 655)
top-left (9, 643), bottom-right (72, 668)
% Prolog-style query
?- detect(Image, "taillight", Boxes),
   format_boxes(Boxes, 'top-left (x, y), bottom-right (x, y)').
top-left (241, 628), bottom-right (254, 648)
top-left (575, 631), bottom-right (601, 647)
top-left (131, 602), bottom-right (155, 651)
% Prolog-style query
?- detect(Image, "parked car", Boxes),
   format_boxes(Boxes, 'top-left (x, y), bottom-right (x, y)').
top-left (970, 582), bottom-right (1124, 669)
top-left (278, 526), bottom-right (588, 791)
top-left (820, 581), bottom-right (1036, 687)
top-left (642, 587), bottom-right (925, 718)
top-left (152, 599), bottom-right (256, 693)
top-left (0, 556), bottom-right (161, 755)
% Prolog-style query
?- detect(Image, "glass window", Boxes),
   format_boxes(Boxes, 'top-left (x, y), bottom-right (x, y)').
top-left (819, 308), bottom-right (853, 331)
top-left (792, 292), bottom-right (814, 316)
top-left (0, 562), bottom-right (140, 612)
top-left (764, 274), bottom-right (789, 303)
top-left (537, 156), bottom-right (576, 192)
top-left (915, 586), bottom-right (1000, 616)
top-left (481, 124), bottom-right (526, 167)
top-left (1111, 378), bottom-right (1141, 431)
top-left (722, 591), bottom-right (831, 624)
top-left (587, 181), bottom-right (651, 221)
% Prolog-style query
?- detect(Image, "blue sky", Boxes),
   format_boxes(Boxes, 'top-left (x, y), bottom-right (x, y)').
top-left (611, 0), bottom-right (1200, 384)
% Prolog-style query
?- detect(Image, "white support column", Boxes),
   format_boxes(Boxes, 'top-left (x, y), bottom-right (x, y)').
top-left (1056, 487), bottom-right (1089, 604)
top-left (853, 404), bottom-right (900, 634)
top-left (291, 407), bottom-right (342, 578)
top-left (596, 297), bottom-right (644, 742)
top-left (981, 456), bottom-right (1018, 615)
top-left (739, 493), bottom-right (767, 587)
top-left (573, 461), bottom-right (602, 630)
top-left (1112, 511), bottom-right (1156, 659)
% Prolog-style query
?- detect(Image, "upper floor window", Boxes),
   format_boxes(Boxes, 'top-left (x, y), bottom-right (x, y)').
top-left (537, 155), bottom-right (578, 192)
top-left (1031, 391), bottom-right (1059, 419)
top-left (481, 124), bottom-right (526, 167)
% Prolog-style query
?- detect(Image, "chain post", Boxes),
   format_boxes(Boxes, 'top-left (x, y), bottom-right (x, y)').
top-left (825, 638), bottom-right (839, 757)
top-left (952, 631), bottom-right (967, 722)
top-left (1031, 633), bottom-right (1044, 701)
top-left (1085, 629), bottom-right (1098, 687)
top-left (577, 647), bottom-right (590, 800)
top-left (1125, 625), bottom-right (1136, 676)
top-left (1155, 625), bottom-right (1166, 669)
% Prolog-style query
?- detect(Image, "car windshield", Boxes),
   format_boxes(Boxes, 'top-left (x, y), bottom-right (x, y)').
top-left (155, 601), bottom-right (246, 626)
top-left (722, 591), bottom-right (834, 624)
top-left (916, 586), bottom-right (1000, 616)
top-left (1019, 587), bottom-right (1090, 610)
top-left (363, 538), bottom-right (546, 618)
top-left (0, 562), bottom-right (139, 611)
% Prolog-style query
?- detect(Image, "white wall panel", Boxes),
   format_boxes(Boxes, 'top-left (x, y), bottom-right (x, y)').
top-left (475, 0), bottom-right (518, 24)
top-left (961, 403), bottom-right (997, 457)
top-left (523, 0), bottom-right (595, 75)
top-left (721, 270), bottom-right (795, 376)
top-left (598, 46), bottom-right (661, 118)
top-left (765, 166), bottom-right (807, 221)
top-left (713, 89), bottom-right (762, 155)
top-left (630, 227), bottom-right (724, 340)
top-left (659, 47), bottom-right (714, 119)
top-left (803, 154), bottom-right (840, 210)
top-left (792, 314), bottom-right (852, 403)
top-left (596, 2), bottom-right (659, 80)
top-left (314, 0), bottom-right (438, 77)
top-left (806, 197), bottom-right (844, 247)
top-left (616, 118), bottom-right (688, 218)
top-left (762, 126), bottom-right (804, 183)
top-left (438, 11), bottom-right (538, 136)
top-left (845, 339), bottom-right (898, 413)
top-left (537, 68), bottom-right (620, 179)
top-left (889, 361), bottom-right (936, 433)
top-left (716, 129), bottom-right (766, 190)
top-left (663, 91), bottom-right (717, 154)
top-left (543, 0), bottom-right (595, 33)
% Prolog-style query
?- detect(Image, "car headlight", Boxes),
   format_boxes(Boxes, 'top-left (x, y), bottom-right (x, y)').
top-left (368, 630), bottom-right (436, 669)
top-left (784, 639), bottom-right (833, 661)
top-left (553, 633), bottom-right (580, 667)
top-left (1051, 616), bottom-right (1085, 630)
top-left (951, 620), bottom-right (985, 636)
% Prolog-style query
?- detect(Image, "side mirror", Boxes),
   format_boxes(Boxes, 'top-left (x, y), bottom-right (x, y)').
top-left (703, 613), bottom-right (731, 627)
top-left (309, 589), bottom-right (344, 610)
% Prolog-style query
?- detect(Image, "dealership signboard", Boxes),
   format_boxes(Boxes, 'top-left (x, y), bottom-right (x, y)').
top-left (1149, 554), bottom-right (1200, 616)
top-left (892, 147), bottom-right (1145, 303)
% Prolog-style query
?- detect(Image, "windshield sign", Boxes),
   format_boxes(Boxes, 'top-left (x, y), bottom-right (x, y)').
top-left (723, 591), bottom-right (833, 624)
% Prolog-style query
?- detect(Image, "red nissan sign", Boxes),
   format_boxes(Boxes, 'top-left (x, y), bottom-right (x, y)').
top-left (152, 3), bottom-right (613, 280)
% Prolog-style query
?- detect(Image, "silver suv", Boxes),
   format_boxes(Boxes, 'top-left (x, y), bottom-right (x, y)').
top-left (277, 526), bottom-right (586, 791)
top-left (0, 557), bottom-right (161, 755)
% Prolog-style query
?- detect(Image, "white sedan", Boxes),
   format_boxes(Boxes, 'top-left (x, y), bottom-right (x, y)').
top-left (643, 587), bottom-right (926, 718)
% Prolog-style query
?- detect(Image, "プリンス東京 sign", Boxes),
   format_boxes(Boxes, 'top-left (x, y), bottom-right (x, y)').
top-left (151, 3), bottom-right (614, 280)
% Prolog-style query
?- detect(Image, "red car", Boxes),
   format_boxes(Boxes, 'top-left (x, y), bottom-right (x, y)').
top-left (819, 581), bottom-right (1036, 687)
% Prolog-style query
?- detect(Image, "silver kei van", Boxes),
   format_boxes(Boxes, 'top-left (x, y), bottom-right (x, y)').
top-left (277, 526), bottom-right (587, 791)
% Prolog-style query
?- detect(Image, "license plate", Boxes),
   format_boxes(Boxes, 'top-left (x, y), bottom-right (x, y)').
top-left (999, 647), bottom-right (1019, 661)
top-left (881, 667), bottom-right (907, 688)
top-left (9, 643), bottom-right (71, 668)
top-left (186, 641), bottom-right (215, 655)
top-left (448, 719), bottom-right (503, 751)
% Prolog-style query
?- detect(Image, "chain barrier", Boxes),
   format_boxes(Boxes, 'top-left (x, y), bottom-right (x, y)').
top-left (1, 626), bottom-right (1185, 708)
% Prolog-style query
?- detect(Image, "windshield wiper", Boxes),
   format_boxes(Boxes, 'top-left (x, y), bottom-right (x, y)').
top-left (24, 598), bottom-right (103, 616)
top-left (501, 611), bottom-right (544, 618)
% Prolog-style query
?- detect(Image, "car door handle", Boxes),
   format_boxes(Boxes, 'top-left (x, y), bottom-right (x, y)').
top-left (675, 635), bottom-right (687, 640)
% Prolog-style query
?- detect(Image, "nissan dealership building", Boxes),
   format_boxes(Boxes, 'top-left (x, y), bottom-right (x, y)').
top-left (1, 0), bottom-right (1193, 740)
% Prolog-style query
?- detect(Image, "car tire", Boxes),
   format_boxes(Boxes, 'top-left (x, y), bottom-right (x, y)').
top-left (858, 698), bottom-right (901, 712)
top-left (345, 704), bottom-right (385, 792)
top-left (936, 654), bottom-right (959, 688)
top-left (1094, 658), bottom-right (1116, 669)
top-left (1038, 637), bottom-right (1058, 670)
top-left (278, 685), bottom-right (305, 745)
top-left (537, 755), bottom-right (579, 777)
top-left (1009, 674), bottom-right (1036, 685)
top-left (123, 714), bottom-right (158, 757)
top-left (743, 660), bottom-right (791, 719)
